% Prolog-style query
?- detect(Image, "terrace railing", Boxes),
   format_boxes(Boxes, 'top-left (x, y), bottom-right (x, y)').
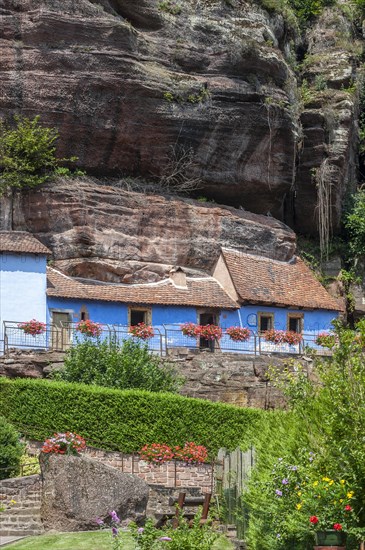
top-left (2, 321), bottom-right (332, 357)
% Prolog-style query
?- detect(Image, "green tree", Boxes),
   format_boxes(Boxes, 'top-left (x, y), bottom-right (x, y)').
top-left (0, 115), bottom-right (79, 195)
top-left (55, 337), bottom-right (184, 393)
top-left (0, 416), bottom-right (24, 480)
top-left (345, 190), bottom-right (365, 260)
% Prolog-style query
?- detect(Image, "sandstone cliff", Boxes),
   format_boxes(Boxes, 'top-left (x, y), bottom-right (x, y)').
top-left (0, 0), bottom-right (363, 244)
top-left (9, 178), bottom-right (295, 282)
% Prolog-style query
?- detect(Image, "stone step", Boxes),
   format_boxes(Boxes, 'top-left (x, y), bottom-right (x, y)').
top-left (0, 514), bottom-right (42, 524)
top-left (4, 507), bottom-right (40, 516)
top-left (0, 528), bottom-right (43, 537)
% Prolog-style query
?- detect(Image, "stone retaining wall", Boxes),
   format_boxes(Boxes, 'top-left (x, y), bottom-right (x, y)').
top-left (26, 441), bottom-right (214, 493)
top-left (0, 348), bottom-right (305, 408)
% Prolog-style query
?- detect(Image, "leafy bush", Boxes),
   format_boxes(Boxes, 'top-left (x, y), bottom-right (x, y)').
top-left (344, 190), bottom-right (365, 260)
top-left (0, 378), bottom-right (264, 455)
top-left (0, 416), bottom-right (24, 480)
top-left (0, 116), bottom-right (81, 195)
top-left (56, 338), bottom-right (182, 393)
top-left (259, 0), bottom-right (335, 25)
top-left (243, 319), bottom-right (365, 549)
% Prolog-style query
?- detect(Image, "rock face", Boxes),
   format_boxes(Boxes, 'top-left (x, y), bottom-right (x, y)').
top-left (1, 0), bottom-right (297, 221)
top-left (293, 6), bottom-right (361, 235)
top-left (40, 453), bottom-right (149, 531)
top-left (0, 0), bottom-right (361, 237)
top-left (10, 178), bottom-right (296, 282)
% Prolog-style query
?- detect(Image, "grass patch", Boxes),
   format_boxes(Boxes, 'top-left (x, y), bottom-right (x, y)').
top-left (6, 531), bottom-right (234, 549)
top-left (6, 531), bottom-right (132, 550)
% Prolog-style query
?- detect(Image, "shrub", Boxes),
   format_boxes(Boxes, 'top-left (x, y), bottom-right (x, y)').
top-left (0, 416), bottom-right (24, 480)
top-left (55, 338), bottom-right (182, 393)
top-left (0, 378), bottom-right (264, 455)
top-left (0, 115), bottom-right (80, 195)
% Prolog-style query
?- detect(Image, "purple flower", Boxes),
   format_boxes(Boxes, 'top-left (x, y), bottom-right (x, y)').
top-left (275, 489), bottom-right (282, 497)
top-left (138, 527), bottom-right (144, 533)
top-left (159, 537), bottom-right (172, 541)
top-left (290, 466), bottom-right (297, 471)
top-left (282, 478), bottom-right (289, 485)
top-left (95, 517), bottom-right (104, 525)
top-left (110, 510), bottom-right (120, 523)
top-left (112, 527), bottom-right (119, 537)
top-left (277, 534), bottom-right (281, 539)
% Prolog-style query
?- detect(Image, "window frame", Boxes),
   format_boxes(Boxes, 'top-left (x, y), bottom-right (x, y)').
top-left (258, 312), bottom-right (274, 333)
top-left (128, 306), bottom-right (152, 326)
top-left (287, 313), bottom-right (304, 333)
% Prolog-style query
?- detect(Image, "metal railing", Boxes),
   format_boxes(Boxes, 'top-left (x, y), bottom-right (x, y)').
top-left (2, 321), bottom-right (332, 357)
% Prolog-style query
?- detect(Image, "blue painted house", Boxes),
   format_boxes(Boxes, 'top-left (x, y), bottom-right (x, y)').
top-left (0, 232), bottom-right (343, 353)
top-left (212, 249), bottom-right (342, 342)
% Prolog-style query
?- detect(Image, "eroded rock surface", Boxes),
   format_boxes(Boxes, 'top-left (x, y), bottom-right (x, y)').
top-left (0, 0), bottom-right (297, 220)
top-left (10, 178), bottom-right (296, 282)
top-left (40, 453), bottom-right (149, 531)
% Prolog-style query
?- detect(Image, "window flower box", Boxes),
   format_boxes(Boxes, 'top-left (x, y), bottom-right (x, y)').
top-left (129, 322), bottom-right (155, 340)
top-left (76, 320), bottom-right (102, 338)
top-left (17, 319), bottom-right (46, 336)
top-left (226, 326), bottom-right (251, 342)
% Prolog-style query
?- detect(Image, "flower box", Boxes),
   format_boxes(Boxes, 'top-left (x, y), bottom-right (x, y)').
top-left (76, 320), bottom-right (102, 338)
top-left (129, 323), bottom-right (155, 340)
top-left (17, 319), bottom-right (46, 336)
top-left (226, 326), bottom-right (251, 342)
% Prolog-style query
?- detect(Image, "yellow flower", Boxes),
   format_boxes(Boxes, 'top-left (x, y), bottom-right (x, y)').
top-left (329, 480), bottom-right (334, 486)
top-left (322, 477), bottom-right (330, 482)
top-left (296, 503), bottom-right (302, 510)
top-left (297, 492), bottom-right (302, 497)
top-left (340, 480), bottom-right (346, 485)
top-left (339, 499), bottom-right (343, 503)
top-left (347, 491), bottom-right (354, 498)
top-left (313, 481), bottom-right (319, 487)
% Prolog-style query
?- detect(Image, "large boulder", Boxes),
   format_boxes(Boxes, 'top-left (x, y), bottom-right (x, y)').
top-left (40, 453), bottom-right (149, 531)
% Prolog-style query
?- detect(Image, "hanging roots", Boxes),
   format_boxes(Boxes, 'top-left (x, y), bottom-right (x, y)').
top-left (314, 158), bottom-right (337, 261)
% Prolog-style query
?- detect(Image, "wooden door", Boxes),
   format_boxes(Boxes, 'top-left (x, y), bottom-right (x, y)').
top-left (52, 312), bottom-right (71, 351)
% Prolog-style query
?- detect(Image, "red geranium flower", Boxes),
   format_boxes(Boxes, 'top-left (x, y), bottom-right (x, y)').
top-left (309, 516), bottom-right (319, 524)
top-left (333, 523), bottom-right (342, 531)
top-left (345, 505), bottom-right (352, 511)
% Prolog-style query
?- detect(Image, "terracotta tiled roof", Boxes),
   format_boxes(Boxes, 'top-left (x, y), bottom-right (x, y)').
top-left (0, 231), bottom-right (51, 255)
top-left (222, 249), bottom-right (342, 311)
top-left (47, 268), bottom-right (237, 309)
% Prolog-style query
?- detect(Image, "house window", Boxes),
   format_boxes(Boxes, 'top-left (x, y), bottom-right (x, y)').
top-left (287, 314), bottom-right (303, 333)
top-left (128, 307), bottom-right (152, 326)
top-left (80, 306), bottom-right (89, 321)
top-left (258, 312), bottom-right (274, 332)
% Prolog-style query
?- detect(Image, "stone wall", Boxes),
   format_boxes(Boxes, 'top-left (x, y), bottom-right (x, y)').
top-left (0, 348), bottom-right (304, 408)
top-left (26, 441), bottom-right (214, 494)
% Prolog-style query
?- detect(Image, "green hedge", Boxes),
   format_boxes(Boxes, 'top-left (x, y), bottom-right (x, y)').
top-left (0, 378), bottom-right (265, 455)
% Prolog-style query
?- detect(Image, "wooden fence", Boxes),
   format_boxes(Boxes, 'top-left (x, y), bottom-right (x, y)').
top-left (216, 447), bottom-right (256, 539)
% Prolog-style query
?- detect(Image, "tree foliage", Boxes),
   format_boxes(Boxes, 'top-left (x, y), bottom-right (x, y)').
top-left (0, 115), bottom-right (79, 195)
top-left (344, 190), bottom-right (365, 261)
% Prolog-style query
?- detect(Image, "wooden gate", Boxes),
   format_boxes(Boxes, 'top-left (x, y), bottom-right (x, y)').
top-left (215, 447), bottom-right (256, 539)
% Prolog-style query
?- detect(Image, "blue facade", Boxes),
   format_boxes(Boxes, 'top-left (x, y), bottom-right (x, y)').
top-left (0, 252), bottom-right (48, 342)
top-left (220, 305), bottom-right (337, 335)
top-left (47, 297), bottom-right (199, 327)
